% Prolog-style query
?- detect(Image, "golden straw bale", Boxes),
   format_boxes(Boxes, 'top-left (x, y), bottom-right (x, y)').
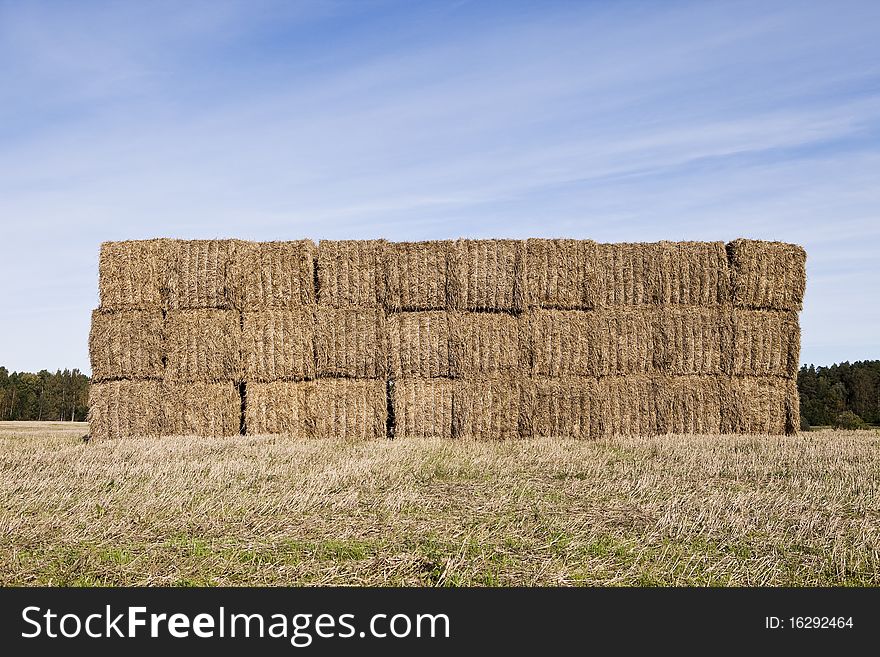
top-left (308, 379), bottom-right (387, 440)
top-left (245, 381), bottom-right (310, 436)
top-left (727, 239), bottom-right (806, 310)
top-left (527, 309), bottom-right (651, 377)
top-left (519, 377), bottom-right (601, 439)
top-left (89, 309), bottom-right (164, 381)
top-left (164, 309), bottom-right (242, 382)
top-left (98, 239), bottom-right (168, 311)
top-left (233, 240), bottom-right (316, 310)
top-left (722, 309), bottom-right (800, 377)
top-left (161, 381), bottom-right (241, 437)
top-left (654, 375), bottom-right (722, 434)
top-left (595, 242), bottom-right (660, 306)
top-left (655, 241), bottom-right (729, 305)
top-left (317, 240), bottom-right (387, 307)
top-left (88, 380), bottom-right (163, 440)
top-left (451, 239), bottom-right (525, 311)
top-left (525, 239), bottom-right (598, 309)
top-left (598, 376), bottom-right (658, 437)
top-left (720, 376), bottom-right (799, 435)
top-left (242, 308), bottom-right (316, 382)
top-left (384, 241), bottom-right (454, 311)
top-left (388, 311), bottom-right (453, 378)
top-left (166, 239), bottom-right (240, 310)
top-left (316, 307), bottom-right (388, 378)
top-left (449, 311), bottom-right (523, 378)
top-left (651, 307), bottom-right (722, 375)
top-left (452, 378), bottom-right (520, 440)
top-left (391, 379), bottom-right (454, 439)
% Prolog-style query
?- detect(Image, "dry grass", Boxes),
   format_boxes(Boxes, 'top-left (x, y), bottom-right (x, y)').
top-left (2, 423), bottom-right (877, 586)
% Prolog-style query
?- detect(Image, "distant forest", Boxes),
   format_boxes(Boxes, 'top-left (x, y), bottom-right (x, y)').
top-left (0, 362), bottom-right (878, 428)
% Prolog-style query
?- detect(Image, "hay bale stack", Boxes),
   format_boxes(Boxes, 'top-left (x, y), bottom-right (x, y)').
top-left (527, 309), bottom-right (652, 377)
top-left (316, 307), bottom-right (388, 378)
top-left (388, 311), bottom-right (453, 378)
top-left (88, 380), bottom-right (163, 440)
top-left (164, 309), bottom-right (242, 382)
top-left (161, 382), bottom-right (241, 437)
top-left (242, 308), bottom-right (316, 381)
top-left (89, 309), bottom-right (164, 381)
top-left (384, 241), bottom-right (454, 311)
top-left (98, 239), bottom-right (168, 311)
top-left (245, 381), bottom-right (310, 436)
top-left (309, 379), bottom-right (387, 440)
top-left (599, 376), bottom-right (658, 437)
top-left (166, 239), bottom-right (239, 310)
top-left (525, 239), bottom-right (598, 309)
top-left (722, 309), bottom-right (800, 377)
top-left (234, 240), bottom-right (316, 309)
top-left (450, 311), bottom-right (523, 378)
top-left (317, 240), bottom-right (387, 307)
top-left (452, 378), bottom-right (520, 440)
top-left (519, 378), bottom-right (600, 439)
top-left (655, 376), bottom-right (722, 434)
top-left (392, 379), bottom-right (454, 438)
top-left (721, 376), bottom-right (799, 435)
top-left (651, 307), bottom-right (723, 375)
top-left (727, 239), bottom-right (806, 311)
top-left (451, 239), bottom-right (525, 311)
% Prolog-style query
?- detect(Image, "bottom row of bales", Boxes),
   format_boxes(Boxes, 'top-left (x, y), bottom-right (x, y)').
top-left (89, 376), bottom-right (798, 440)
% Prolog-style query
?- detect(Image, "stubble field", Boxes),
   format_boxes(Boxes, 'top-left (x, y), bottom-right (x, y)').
top-left (0, 421), bottom-right (877, 586)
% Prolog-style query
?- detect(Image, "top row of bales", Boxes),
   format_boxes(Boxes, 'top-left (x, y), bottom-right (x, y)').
top-left (99, 238), bottom-right (806, 313)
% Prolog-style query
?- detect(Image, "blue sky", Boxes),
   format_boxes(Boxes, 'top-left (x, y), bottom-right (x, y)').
top-left (1, 0), bottom-right (878, 373)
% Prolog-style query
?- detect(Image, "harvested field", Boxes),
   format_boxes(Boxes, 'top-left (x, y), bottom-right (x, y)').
top-left (317, 240), bottom-right (387, 307)
top-left (164, 309), bottom-right (242, 382)
top-left (87, 380), bottom-right (163, 440)
top-left (727, 239), bottom-right (807, 311)
top-left (388, 311), bottom-right (453, 378)
top-left (392, 379), bottom-right (454, 439)
top-left (242, 308), bottom-right (316, 381)
top-left (98, 239), bottom-right (167, 311)
top-left (161, 382), bottom-right (241, 437)
top-left (315, 307), bottom-right (388, 379)
top-left (384, 240), bottom-right (453, 311)
top-left (234, 240), bottom-right (316, 309)
top-left (5, 424), bottom-right (877, 586)
top-left (89, 309), bottom-right (165, 381)
top-left (451, 239), bottom-right (525, 311)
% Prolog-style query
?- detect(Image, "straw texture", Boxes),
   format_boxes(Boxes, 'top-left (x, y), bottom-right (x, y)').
top-left (98, 239), bottom-right (167, 311)
top-left (451, 239), bottom-right (525, 311)
top-left (316, 307), bottom-right (388, 378)
top-left (234, 240), bottom-right (316, 310)
top-left (721, 376), bottom-right (799, 435)
top-left (385, 241), bottom-right (454, 311)
top-left (525, 239), bottom-right (598, 309)
top-left (242, 308), bottom-right (316, 381)
top-left (655, 376), bottom-right (722, 434)
top-left (161, 381), bottom-right (241, 437)
top-left (164, 309), bottom-right (242, 382)
top-left (722, 309), bottom-right (800, 377)
top-left (317, 240), bottom-right (387, 307)
top-left (519, 377), bottom-right (601, 439)
top-left (452, 378), bottom-right (520, 440)
top-left (728, 239), bottom-right (806, 311)
top-left (309, 379), bottom-right (387, 440)
top-left (89, 309), bottom-right (164, 381)
top-left (88, 380), bottom-right (163, 440)
top-left (392, 378), bottom-right (454, 439)
top-left (450, 311), bottom-right (523, 378)
top-left (388, 311), bottom-right (453, 378)
top-left (166, 239), bottom-right (239, 310)
top-left (245, 381), bottom-right (310, 436)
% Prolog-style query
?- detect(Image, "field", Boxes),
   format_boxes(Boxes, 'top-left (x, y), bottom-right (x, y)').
top-left (1, 421), bottom-right (878, 586)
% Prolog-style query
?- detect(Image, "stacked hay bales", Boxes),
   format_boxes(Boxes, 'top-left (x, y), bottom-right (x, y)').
top-left (90, 237), bottom-right (804, 439)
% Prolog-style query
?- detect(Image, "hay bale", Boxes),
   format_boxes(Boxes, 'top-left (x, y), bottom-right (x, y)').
top-left (392, 378), bottom-right (454, 438)
top-left (233, 240), bottom-right (316, 310)
top-left (452, 378), bottom-right (520, 440)
top-left (525, 239), bottom-right (598, 309)
top-left (722, 309), bottom-right (800, 377)
top-left (720, 376), bottom-right (799, 435)
top-left (654, 376), bottom-right (722, 434)
top-left (89, 309), bottom-right (164, 381)
top-left (166, 239), bottom-right (239, 310)
top-left (317, 240), bottom-right (387, 307)
top-left (315, 307), bottom-right (388, 378)
top-left (727, 239), bottom-right (806, 310)
top-left (651, 307), bottom-right (722, 375)
top-left (308, 379), bottom-right (387, 440)
top-left (598, 376), bottom-right (658, 437)
top-left (451, 239), bottom-right (525, 311)
top-left (88, 380), bottom-right (163, 440)
top-left (388, 311), bottom-right (453, 378)
top-left (519, 377), bottom-right (601, 439)
top-left (450, 311), bottom-right (523, 378)
top-left (384, 241), bottom-right (454, 311)
top-left (242, 308), bottom-right (316, 382)
top-left (161, 381), bottom-right (241, 437)
top-left (98, 239), bottom-right (168, 311)
top-left (164, 309), bottom-right (242, 382)
top-left (527, 309), bottom-right (651, 377)
top-left (245, 381), bottom-right (310, 436)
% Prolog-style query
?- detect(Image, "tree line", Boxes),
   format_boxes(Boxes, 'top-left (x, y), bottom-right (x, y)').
top-left (0, 361), bottom-right (878, 428)
top-left (0, 367), bottom-right (90, 422)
